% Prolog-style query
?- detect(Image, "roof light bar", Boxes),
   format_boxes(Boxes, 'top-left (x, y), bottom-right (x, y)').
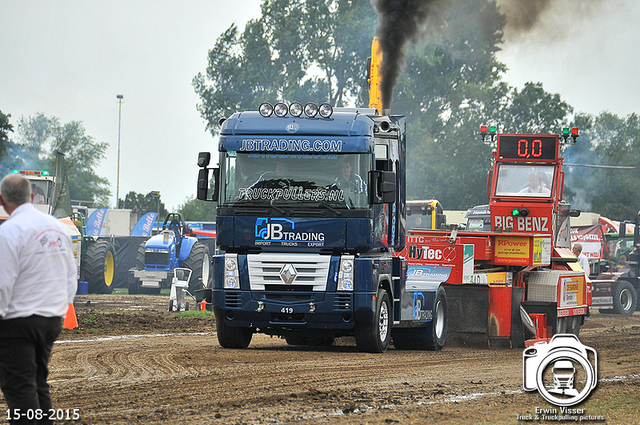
top-left (259, 102), bottom-right (334, 118)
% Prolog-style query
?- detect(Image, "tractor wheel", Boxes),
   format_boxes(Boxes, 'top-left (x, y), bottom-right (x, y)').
top-left (82, 239), bottom-right (116, 294)
top-left (215, 310), bottom-right (253, 348)
top-left (612, 280), bottom-right (637, 315)
top-left (129, 242), bottom-right (161, 295)
top-left (355, 288), bottom-right (391, 353)
top-left (182, 242), bottom-right (211, 294)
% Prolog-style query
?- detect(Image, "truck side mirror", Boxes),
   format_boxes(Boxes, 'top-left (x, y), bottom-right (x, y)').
top-left (198, 152), bottom-right (211, 168)
top-left (369, 170), bottom-right (396, 204)
top-left (197, 168), bottom-right (219, 202)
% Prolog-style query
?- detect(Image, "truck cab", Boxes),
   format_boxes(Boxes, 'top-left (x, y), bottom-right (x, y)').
top-left (197, 103), bottom-right (445, 352)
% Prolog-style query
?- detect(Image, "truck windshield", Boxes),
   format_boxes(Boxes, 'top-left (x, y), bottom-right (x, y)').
top-left (494, 164), bottom-right (555, 198)
top-left (220, 152), bottom-right (371, 209)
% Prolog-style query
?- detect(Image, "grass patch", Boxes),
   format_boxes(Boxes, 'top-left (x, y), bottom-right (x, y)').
top-left (177, 310), bottom-right (215, 318)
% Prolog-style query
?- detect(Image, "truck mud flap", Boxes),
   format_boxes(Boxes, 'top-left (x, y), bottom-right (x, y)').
top-left (444, 284), bottom-right (489, 347)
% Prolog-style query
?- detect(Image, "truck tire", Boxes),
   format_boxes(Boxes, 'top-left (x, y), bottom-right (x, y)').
top-left (393, 286), bottom-right (447, 351)
top-left (129, 242), bottom-right (161, 295)
top-left (181, 242), bottom-right (211, 294)
top-left (355, 288), bottom-right (391, 353)
top-left (215, 311), bottom-right (253, 349)
top-left (612, 280), bottom-right (637, 315)
top-left (82, 239), bottom-right (116, 294)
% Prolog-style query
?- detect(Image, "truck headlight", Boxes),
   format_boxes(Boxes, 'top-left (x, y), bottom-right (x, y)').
top-left (259, 103), bottom-right (273, 117)
top-left (337, 256), bottom-right (354, 291)
top-left (274, 102), bottom-right (288, 117)
top-left (318, 103), bottom-right (333, 118)
top-left (289, 102), bottom-right (303, 117)
top-left (224, 254), bottom-right (240, 289)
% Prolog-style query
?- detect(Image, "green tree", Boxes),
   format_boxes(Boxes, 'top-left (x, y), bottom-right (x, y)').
top-left (499, 82), bottom-right (573, 134)
top-left (564, 112), bottom-right (640, 220)
top-left (193, 0), bottom-right (376, 135)
top-left (0, 110), bottom-right (13, 160)
top-left (194, 0), bottom-right (577, 212)
top-left (396, 1), bottom-right (574, 209)
top-left (119, 191), bottom-right (167, 217)
top-left (14, 113), bottom-right (112, 207)
top-left (177, 196), bottom-right (217, 222)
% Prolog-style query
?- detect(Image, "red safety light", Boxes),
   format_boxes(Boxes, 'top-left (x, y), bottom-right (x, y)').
top-left (480, 125), bottom-right (488, 134)
top-left (571, 127), bottom-right (579, 136)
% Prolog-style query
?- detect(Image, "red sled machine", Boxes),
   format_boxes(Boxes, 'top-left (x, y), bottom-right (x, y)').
top-left (397, 126), bottom-right (591, 347)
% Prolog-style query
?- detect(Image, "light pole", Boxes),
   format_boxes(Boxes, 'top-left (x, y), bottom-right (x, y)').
top-left (116, 94), bottom-right (124, 208)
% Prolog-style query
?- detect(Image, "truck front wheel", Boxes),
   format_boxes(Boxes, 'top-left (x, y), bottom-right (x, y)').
top-left (355, 288), bottom-right (391, 353)
top-left (612, 280), bottom-right (637, 315)
top-left (215, 311), bottom-right (253, 349)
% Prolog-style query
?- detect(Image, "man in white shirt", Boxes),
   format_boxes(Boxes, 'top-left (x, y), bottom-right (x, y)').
top-left (572, 242), bottom-right (591, 276)
top-left (0, 173), bottom-right (77, 424)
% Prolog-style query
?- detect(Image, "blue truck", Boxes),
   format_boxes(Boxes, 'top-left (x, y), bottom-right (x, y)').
top-left (195, 102), bottom-right (447, 352)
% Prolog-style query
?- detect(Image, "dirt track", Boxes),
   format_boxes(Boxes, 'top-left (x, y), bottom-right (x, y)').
top-left (2, 295), bottom-right (639, 424)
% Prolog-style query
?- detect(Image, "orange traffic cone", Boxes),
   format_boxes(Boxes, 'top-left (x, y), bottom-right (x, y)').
top-left (63, 303), bottom-right (78, 329)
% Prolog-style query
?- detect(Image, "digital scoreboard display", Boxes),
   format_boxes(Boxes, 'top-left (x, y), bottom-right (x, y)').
top-left (497, 135), bottom-right (558, 160)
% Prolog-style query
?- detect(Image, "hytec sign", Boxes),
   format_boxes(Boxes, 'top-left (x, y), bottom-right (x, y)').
top-left (404, 237), bottom-right (474, 284)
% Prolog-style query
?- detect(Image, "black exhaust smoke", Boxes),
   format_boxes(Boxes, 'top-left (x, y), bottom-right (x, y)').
top-left (371, 0), bottom-right (440, 110)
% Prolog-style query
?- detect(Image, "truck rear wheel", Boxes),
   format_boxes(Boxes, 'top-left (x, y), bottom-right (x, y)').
top-left (181, 242), bottom-right (211, 293)
top-left (82, 239), bottom-right (116, 294)
top-left (215, 311), bottom-right (253, 349)
top-left (355, 288), bottom-right (391, 353)
top-left (612, 280), bottom-right (637, 315)
top-left (393, 286), bottom-right (447, 351)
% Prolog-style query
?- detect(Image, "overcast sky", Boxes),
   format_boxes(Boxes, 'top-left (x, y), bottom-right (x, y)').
top-left (2, 1), bottom-right (639, 211)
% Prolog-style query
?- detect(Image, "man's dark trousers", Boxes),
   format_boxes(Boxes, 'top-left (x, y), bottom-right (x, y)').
top-left (0, 315), bottom-right (61, 425)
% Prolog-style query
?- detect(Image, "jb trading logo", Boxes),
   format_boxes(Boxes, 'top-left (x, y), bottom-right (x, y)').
top-left (254, 218), bottom-right (325, 244)
top-left (519, 334), bottom-right (601, 421)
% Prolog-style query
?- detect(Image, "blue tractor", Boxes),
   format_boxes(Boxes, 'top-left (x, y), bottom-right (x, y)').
top-left (130, 213), bottom-right (211, 295)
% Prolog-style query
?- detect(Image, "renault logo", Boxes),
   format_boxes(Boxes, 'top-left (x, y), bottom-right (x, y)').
top-left (279, 263), bottom-right (297, 284)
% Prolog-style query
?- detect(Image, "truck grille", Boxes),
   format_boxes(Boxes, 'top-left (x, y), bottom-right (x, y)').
top-left (247, 253), bottom-right (330, 292)
top-left (335, 293), bottom-right (352, 310)
top-left (225, 292), bottom-right (241, 309)
top-left (145, 251), bottom-right (170, 267)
